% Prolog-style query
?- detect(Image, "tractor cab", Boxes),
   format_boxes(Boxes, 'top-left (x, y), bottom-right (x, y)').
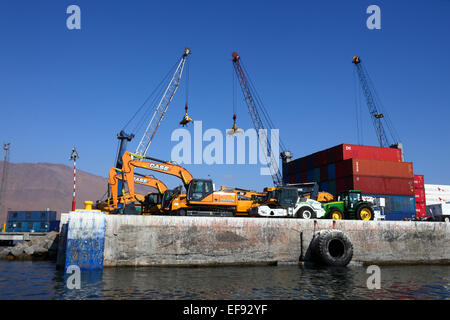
top-left (265, 187), bottom-right (298, 209)
top-left (161, 186), bottom-right (184, 210)
top-left (338, 190), bottom-right (363, 210)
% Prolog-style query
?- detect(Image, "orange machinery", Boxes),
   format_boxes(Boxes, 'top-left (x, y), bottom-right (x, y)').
top-left (96, 167), bottom-right (168, 213)
top-left (120, 151), bottom-right (238, 216)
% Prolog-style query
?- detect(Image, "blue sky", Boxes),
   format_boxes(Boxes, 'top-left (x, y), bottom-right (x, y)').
top-left (0, 0), bottom-right (449, 192)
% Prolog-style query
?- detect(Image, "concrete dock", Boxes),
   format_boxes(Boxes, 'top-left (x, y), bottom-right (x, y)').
top-left (57, 212), bottom-right (450, 269)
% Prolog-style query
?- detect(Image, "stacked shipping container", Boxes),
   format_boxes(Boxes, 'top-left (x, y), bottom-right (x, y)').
top-left (5, 211), bottom-right (60, 232)
top-left (283, 144), bottom-right (417, 220)
top-left (424, 184), bottom-right (450, 205)
top-left (414, 175), bottom-right (427, 218)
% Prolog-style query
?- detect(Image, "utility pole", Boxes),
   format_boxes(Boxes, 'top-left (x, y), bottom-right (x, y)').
top-left (70, 147), bottom-right (79, 211)
top-left (0, 143), bottom-right (10, 226)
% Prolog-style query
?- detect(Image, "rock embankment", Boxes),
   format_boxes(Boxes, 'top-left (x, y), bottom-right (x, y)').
top-left (0, 232), bottom-right (59, 260)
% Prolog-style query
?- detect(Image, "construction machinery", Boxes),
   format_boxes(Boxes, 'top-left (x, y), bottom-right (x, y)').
top-left (286, 182), bottom-right (334, 202)
top-left (97, 48), bottom-right (192, 213)
top-left (231, 52), bottom-right (292, 187)
top-left (120, 151), bottom-right (238, 216)
top-left (352, 56), bottom-right (403, 157)
top-left (249, 186), bottom-right (326, 219)
top-left (219, 186), bottom-right (266, 216)
top-left (95, 167), bottom-right (168, 214)
top-left (322, 190), bottom-right (375, 220)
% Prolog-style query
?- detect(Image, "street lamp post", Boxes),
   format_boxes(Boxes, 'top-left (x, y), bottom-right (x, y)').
top-left (70, 147), bottom-right (79, 211)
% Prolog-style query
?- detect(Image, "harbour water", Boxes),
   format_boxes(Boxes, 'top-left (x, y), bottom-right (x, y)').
top-left (0, 261), bottom-right (448, 300)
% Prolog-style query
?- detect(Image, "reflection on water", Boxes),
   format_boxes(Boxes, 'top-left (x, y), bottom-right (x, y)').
top-left (0, 261), bottom-right (448, 300)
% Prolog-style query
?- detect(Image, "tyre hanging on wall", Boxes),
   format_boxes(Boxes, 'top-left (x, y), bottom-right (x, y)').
top-left (310, 230), bottom-right (353, 267)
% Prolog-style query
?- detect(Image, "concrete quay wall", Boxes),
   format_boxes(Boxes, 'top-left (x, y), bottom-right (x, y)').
top-left (101, 216), bottom-right (450, 267)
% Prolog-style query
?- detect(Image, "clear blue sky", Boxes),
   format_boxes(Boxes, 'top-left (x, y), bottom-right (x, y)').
top-left (0, 0), bottom-right (449, 192)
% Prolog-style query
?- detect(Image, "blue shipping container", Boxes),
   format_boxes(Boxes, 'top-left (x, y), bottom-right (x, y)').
top-left (328, 163), bottom-right (336, 180)
top-left (363, 194), bottom-right (416, 213)
top-left (7, 211), bottom-right (56, 222)
top-left (320, 181), bottom-right (329, 192)
top-left (295, 172), bottom-right (302, 183)
top-left (306, 169), bottom-right (313, 182)
top-left (6, 220), bottom-right (60, 232)
top-left (383, 212), bottom-right (416, 221)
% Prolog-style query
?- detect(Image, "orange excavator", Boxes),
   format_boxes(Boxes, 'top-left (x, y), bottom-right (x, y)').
top-left (120, 151), bottom-right (238, 216)
top-left (96, 167), bottom-right (168, 214)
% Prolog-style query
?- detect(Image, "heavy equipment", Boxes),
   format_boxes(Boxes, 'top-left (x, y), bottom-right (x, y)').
top-left (286, 182), bottom-right (334, 202)
top-left (249, 186), bottom-right (326, 219)
top-left (322, 190), bottom-right (375, 220)
top-left (219, 186), bottom-right (266, 216)
top-left (97, 48), bottom-right (192, 213)
top-left (231, 52), bottom-right (292, 187)
top-left (352, 56), bottom-right (403, 156)
top-left (120, 151), bottom-right (238, 216)
top-left (96, 167), bottom-right (168, 214)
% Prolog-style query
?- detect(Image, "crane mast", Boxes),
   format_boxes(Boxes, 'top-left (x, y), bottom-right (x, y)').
top-left (231, 52), bottom-right (284, 186)
top-left (135, 47), bottom-right (191, 157)
top-left (352, 56), bottom-right (397, 148)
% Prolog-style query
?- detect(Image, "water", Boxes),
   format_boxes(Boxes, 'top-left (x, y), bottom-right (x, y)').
top-left (0, 261), bottom-right (448, 300)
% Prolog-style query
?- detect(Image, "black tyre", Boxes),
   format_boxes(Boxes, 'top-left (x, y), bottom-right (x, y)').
top-left (311, 230), bottom-right (353, 267)
top-left (178, 209), bottom-right (187, 216)
top-left (356, 204), bottom-right (374, 221)
top-left (328, 207), bottom-right (344, 220)
top-left (296, 207), bottom-right (317, 219)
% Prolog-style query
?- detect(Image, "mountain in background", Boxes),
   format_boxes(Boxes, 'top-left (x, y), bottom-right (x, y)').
top-left (0, 161), bottom-right (108, 224)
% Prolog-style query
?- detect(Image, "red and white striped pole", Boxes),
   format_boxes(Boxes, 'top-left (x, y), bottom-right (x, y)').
top-left (70, 147), bottom-right (79, 211)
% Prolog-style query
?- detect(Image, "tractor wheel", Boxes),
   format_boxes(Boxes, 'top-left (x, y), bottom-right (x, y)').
top-left (356, 204), bottom-right (374, 221)
top-left (329, 207), bottom-right (344, 220)
top-left (296, 207), bottom-right (317, 219)
top-left (310, 230), bottom-right (353, 267)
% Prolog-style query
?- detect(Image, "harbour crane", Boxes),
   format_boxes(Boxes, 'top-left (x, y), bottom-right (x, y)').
top-left (231, 52), bottom-right (291, 186)
top-left (104, 48), bottom-right (192, 211)
top-left (352, 56), bottom-right (401, 152)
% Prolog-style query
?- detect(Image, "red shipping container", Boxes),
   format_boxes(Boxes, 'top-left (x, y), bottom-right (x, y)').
top-left (329, 144), bottom-right (402, 163)
top-left (415, 202), bottom-right (427, 218)
top-left (320, 165), bottom-right (328, 181)
top-left (335, 159), bottom-right (413, 179)
top-left (336, 175), bottom-right (414, 196)
top-left (312, 152), bottom-right (322, 168)
top-left (301, 171), bottom-right (307, 183)
top-left (413, 174), bottom-right (424, 189)
top-left (414, 188), bottom-right (426, 203)
top-left (289, 172), bottom-right (295, 184)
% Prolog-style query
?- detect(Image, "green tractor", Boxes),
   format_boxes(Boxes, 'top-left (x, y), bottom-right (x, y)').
top-left (322, 190), bottom-right (374, 220)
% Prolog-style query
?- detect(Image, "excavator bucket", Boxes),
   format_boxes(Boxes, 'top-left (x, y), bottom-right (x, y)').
top-left (227, 114), bottom-right (243, 135)
top-left (180, 104), bottom-right (193, 127)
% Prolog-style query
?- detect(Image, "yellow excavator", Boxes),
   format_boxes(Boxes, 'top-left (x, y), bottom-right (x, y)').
top-left (95, 167), bottom-right (168, 214)
top-left (120, 151), bottom-right (238, 216)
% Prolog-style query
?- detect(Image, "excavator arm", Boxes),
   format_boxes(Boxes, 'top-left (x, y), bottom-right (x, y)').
top-left (121, 151), bottom-right (194, 202)
top-left (108, 166), bottom-right (168, 209)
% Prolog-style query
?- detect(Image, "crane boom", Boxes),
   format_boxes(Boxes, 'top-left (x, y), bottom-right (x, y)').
top-left (352, 56), bottom-right (398, 148)
top-left (135, 48), bottom-right (191, 157)
top-left (231, 52), bottom-right (283, 186)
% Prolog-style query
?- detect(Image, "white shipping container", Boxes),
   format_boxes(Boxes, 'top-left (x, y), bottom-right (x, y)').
top-left (425, 184), bottom-right (450, 194)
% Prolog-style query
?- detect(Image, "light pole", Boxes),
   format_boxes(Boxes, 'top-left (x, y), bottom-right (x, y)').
top-left (70, 147), bottom-right (79, 211)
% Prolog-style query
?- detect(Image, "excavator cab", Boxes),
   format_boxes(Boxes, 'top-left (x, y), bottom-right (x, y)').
top-left (187, 179), bottom-right (214, 201)
top-left (161, 186), bottom-right (184, 211)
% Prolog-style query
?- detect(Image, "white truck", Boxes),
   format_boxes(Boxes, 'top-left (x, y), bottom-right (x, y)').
top-left (249, 186), bottom-right (326, 219)
top-left (426, 202), bottom-right (450, 222)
